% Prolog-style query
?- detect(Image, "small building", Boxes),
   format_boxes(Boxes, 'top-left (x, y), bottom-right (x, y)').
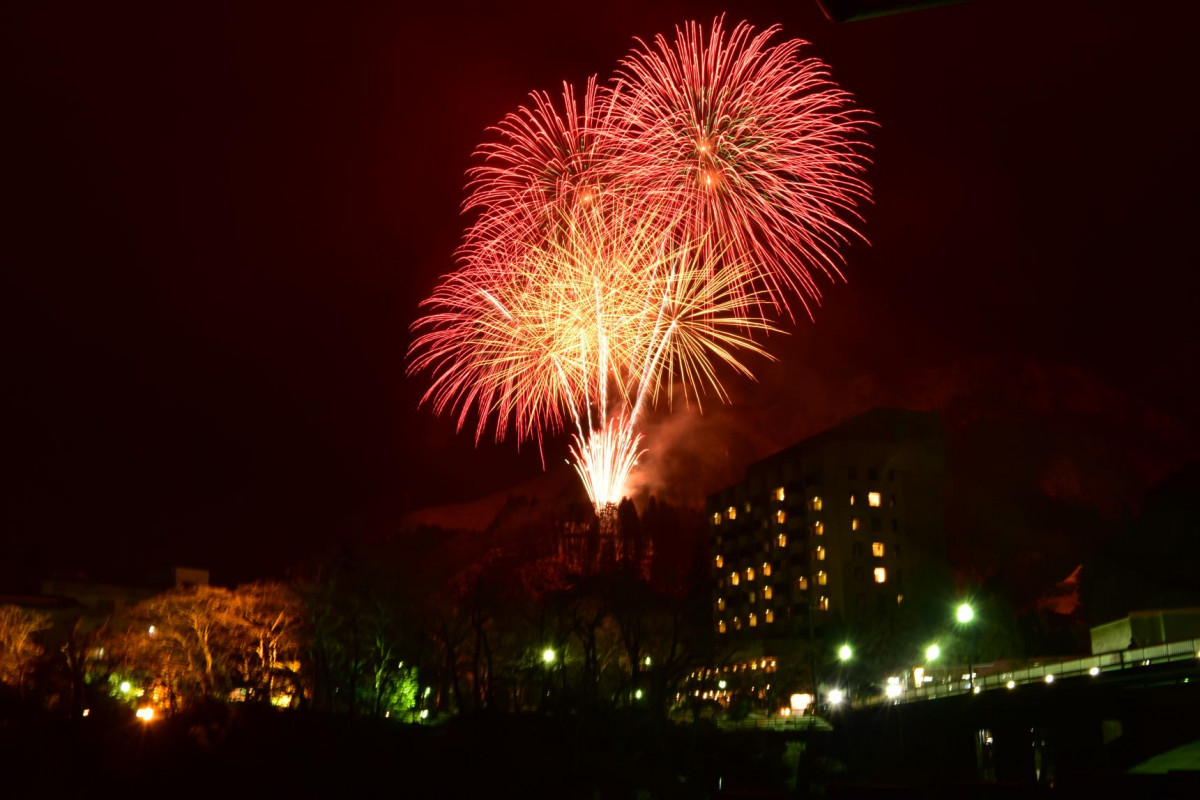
top-left (1089, 608), bottom-right (1200, 654)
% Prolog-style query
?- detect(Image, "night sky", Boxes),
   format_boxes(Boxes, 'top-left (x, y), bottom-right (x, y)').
top-left (4, 1), bottom-right (1198, 590)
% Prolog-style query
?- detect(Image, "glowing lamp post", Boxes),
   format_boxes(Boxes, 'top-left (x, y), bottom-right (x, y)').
top-left (956, 603), bottom-right (976, 692)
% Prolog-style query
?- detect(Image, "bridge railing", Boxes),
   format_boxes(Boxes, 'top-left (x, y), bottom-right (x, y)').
top-left (854, 637), bottom-right (1200, 708)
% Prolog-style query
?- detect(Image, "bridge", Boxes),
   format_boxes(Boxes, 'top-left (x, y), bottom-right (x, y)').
top-left (857, 636), bottom-right (1200, 707)
top-left (703, 640), bottom-right (1200, 795)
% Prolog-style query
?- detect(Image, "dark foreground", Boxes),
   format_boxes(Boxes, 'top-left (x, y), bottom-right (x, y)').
top-left (2, 701), bottom-right (1197, 799)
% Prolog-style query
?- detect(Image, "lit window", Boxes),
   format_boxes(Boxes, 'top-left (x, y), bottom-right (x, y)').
top-left (796, 576), bottom-right (808, 591)
top-left (744, 501), bottom-right (751, 513)
top-left (872, 542), bottom-right (885, 557)
top-left (728, 505), bottom-right (738, 520)
top-left (765, 609), bottom-right (775, 623)
top-left (731, 572), bottom-right (740, 586)
top-left (868, 492), bottom-right (882, 508)
top-left (762, 562), bottom-right (772, 577)
top-left (717, 597), bottom-right (725, 611)
top-left (746, 567), bottom-right (755, 581)
top-left (814, 546), bottom-right (826, 561)
top-left (748, 591), bottom-right (756, 603)
top-left (718, 620), bottom-right (727, 634)
top-left (817, 596), bottom-right (830, 611)
top-left (777, 533), bottom-right (788, 548)
top-left (874, 567), bottom-right (887, 584)
top-left (712, 513), bottom-right (722, 526)
top-left (816, 570), bottom-right (827, 586)
top-left (764, 585), bottom-right (773, 600)
top-left (849, 492), bottom-right (857, 507)
top-left (811, 496), bottom-right (823, 511)
top-left (776, 509), bottom-right (786, 525)
top-left (749, 613), bottom-right (758, 628)
top-left (775, 486), bottom-right (786, 502)
top-left (851, 518), bottom-right (860, 532)
top-left (812, 521), bottom-right (824, 536)
top-left (715, 554), bottom-right (724, 568)
top-left (897, 594), bottom-right (904, 604)
top-left (733, 616), bottom-right (742, 630)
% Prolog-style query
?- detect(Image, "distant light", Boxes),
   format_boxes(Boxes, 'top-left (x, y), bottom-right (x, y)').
top-left (542, 648), bottom-right (556, 664)
top-left (828, 688), bottom-right (845, 704)
top-left (644, 656), bottom-right (652, 667)
top-left (885, 684), bottom-right (902, 699)
top-left (1089, 666), bottom-right (1100, 677)
top-left (81, 709), bottom-right (90, 717)
top-left (119, 681), bottom-right (132, 694)
top-left (135, 707), bottom-right (154, 722)
top-left (838, 644), bottom-right (852, 661)
top-left (1006, 680), bottom-right (1016, 690)
top-left (147, 625), bottom-right (155, 635)
top-left (780, 707), bottom-right (791, 717)
top-left (718, 679), bottom-right (727, 690)
top-left (790, 693), bottom-right (813, 712)
top-left (634, 689), bottom-right (643, 700)
top-left (419, 709), bottom-right (429, 719)
top-left (423, 687), bottom-right (431, 698)
top-left (385, 711), bottom-right (390, 718)
top-left (1045, 674), bottom-right (1055, 684)
top-left (926, 644), bottom-right (940, 661)
top-left (972, 686), bottom-right (981, 695)
top-left (956, 604), bottom-right (974, 624)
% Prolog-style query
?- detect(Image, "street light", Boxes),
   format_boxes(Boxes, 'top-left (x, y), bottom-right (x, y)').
top-left (926, 643), bottom-right (940, 662)
top-left (542, 648), bottom-right (556, 665)
top-left (838, 644), bottom-right (853, 661)
top-left (956, 603), bottom-right (976, 692)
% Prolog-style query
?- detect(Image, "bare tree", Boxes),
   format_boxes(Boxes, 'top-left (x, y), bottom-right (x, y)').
top-left (0, 605), bottom-right (51, 697)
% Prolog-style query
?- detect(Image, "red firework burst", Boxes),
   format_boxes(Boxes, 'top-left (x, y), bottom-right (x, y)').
top-left (459, 76), bottom-right (621, 275)
top-left (608, 16), bottom-right (873, 318)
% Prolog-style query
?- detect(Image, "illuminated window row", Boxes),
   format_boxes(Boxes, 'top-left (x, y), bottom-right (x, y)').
top-left (686, 659), bottom-right (778, 681)
top-left (718, 608), bottom-right (779, 632)
top-left (719, 583), bottom-right (777, 609)
top-left (727, 563), bottom-right (775, 584)
top-left (849, 491), bottom-right (883, 508)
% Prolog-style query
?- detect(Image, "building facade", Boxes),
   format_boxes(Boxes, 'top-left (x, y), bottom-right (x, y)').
top-left (707, 408), bottom-right (947, 656)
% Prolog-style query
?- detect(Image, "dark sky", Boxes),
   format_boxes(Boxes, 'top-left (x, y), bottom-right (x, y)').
top-left (3, 0), bottom-right (1198, 589)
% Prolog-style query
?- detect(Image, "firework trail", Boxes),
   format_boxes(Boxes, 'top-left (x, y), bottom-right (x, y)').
top-left (409, 18), bottom-right (871, 511)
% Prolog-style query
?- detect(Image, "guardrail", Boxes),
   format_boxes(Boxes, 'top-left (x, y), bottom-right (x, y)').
top-left (855, 637), bottom-right (1200, 708)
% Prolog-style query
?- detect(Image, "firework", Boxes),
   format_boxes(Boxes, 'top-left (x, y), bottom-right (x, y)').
top-left (409, 18), bottom-right (871, 511)
top-left (459, 77), bottom-right (619, 277)
top-left (609, 16), bottom-right (872, 318)
top-left (409, 199), bottom-right (776, 507)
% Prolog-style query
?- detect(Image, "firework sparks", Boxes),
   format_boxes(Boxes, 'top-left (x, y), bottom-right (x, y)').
top-left (609, 16), bottom-right (873, 319)
top-left (409, 18), bottom-right (871, 511)
top-left (410, 198), bottom-right (776, 508)
top-left (459, 77), bottom-right (619, 278)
